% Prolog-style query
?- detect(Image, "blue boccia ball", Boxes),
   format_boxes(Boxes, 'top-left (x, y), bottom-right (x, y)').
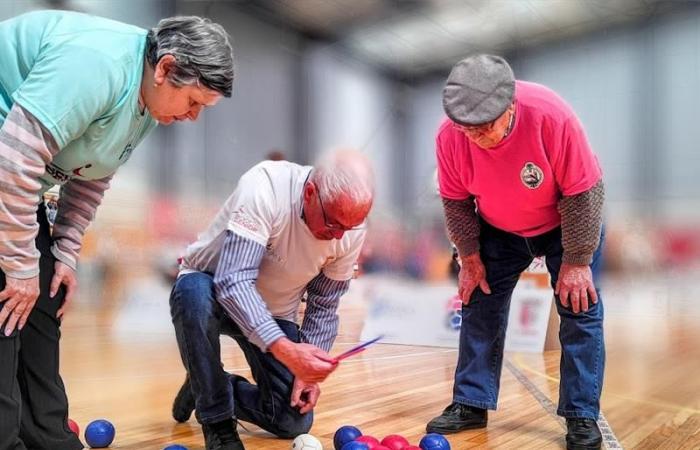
top-left (163, 446), bottom-right (189, 450)
top-left (341, 442), bottom-right (370, 450)
top-left (419, 433), bottom-right (451, 450)
top-left (85, 419), bottom-right (115, 448)
top-left (333, 425), bottom-right (362, 450)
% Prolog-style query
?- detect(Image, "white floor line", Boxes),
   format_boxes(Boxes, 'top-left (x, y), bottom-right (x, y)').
top-left (505, 359), bottom-right (623, 449)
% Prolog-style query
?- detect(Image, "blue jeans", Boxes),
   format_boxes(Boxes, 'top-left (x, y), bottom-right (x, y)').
top-left (169, 272), bottom-right (313, 438)
top-left (453, 220), bottom-right (605, 420)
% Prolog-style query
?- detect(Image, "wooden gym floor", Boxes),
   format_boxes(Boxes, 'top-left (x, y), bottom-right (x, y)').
top-left (59, 267), bottom-right (700, 449)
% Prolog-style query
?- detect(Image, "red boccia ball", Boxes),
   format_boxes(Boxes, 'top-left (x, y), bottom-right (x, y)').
top-left (381, 435), bottom-right (411, 450)
top-left (68, 419), bottom-right (80, 436)
top-left (356, 435), bottom-right (381, 449)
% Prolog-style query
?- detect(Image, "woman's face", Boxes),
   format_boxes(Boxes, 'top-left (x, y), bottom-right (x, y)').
top-left (142, 55), bottom-right (222, 125)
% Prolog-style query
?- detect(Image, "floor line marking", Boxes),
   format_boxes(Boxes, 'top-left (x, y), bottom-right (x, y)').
top-left (505, 358), bottom-right (623, 449)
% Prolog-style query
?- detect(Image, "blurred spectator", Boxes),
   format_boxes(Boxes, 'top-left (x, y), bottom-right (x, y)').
top-left (266, 148), bottom-right (287, 161)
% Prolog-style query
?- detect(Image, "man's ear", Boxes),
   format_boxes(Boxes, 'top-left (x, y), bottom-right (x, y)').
top-left (303, 181), bottom-right (316, 202)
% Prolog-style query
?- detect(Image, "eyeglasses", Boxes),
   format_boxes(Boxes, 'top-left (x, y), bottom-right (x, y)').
top-left (452, 106), bottom-right (514, 135)
top-left (452, 119), bottom-right (497, 134)
top-left (316, 190), bottom-right (366, 231)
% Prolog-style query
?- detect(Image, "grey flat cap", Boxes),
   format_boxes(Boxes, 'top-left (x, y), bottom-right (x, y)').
top-left (443, 54), bottom-right (515, 126)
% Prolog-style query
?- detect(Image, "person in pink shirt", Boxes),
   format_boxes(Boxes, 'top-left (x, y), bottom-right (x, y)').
top-left (428, 54), bottom-right (605, 450)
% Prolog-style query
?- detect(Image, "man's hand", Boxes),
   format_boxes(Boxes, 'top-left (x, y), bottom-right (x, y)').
top-left (0, 275), bottom-right (40, 335)
top-left (458, 253), bottom-right (491, 305)
top-left (51, 261), bottom-right (78, 319)
top-left (291, 378), bottom-right (320, 414)
top-left (270, 338), bottom-right (338, 383)
top-left (556, 263), bottom-right (598, 314)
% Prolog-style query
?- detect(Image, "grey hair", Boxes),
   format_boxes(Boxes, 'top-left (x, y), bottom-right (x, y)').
top-left (311, 149), bottom-right (375, 206)
top-left (146, 16), bottom-right (234, 97)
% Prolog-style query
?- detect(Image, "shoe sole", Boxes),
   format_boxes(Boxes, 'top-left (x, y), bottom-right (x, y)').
top-left (566, 439), bottom-right (602, 450)
top-left (426, 421), bottom-right (488, 434)
top-left (566, 443), bottom-right (601, 450)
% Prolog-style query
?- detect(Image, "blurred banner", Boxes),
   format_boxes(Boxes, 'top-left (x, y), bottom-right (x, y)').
top-left (360, 258), bottom-right (553, 353)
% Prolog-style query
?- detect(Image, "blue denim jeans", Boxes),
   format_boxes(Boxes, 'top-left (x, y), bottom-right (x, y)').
top-left (169, 272), bottom-right (313, 438)
top-left (453, 219), bottom-right (605, 420)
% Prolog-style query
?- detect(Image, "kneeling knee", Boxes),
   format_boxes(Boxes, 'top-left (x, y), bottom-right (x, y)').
top-left (171, 274), bottom-right (216, 321)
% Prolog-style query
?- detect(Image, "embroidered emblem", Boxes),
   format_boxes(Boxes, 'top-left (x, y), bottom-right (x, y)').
top-left (520, 162), bottom-right (544, 189)
top-left (72, 163), bottom-right (92, 177)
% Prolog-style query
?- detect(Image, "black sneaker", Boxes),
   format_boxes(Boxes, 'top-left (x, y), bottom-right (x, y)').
top-left (203, 418), bottom-right (245, 450)
top-left (172, 376), bottom-right (195, 423)
top-left (426, 402), bottom-right (488, 434)
top-left (566, 418), bottom-right (602, 450)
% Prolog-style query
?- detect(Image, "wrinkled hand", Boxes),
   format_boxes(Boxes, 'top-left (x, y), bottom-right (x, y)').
top-left (51, 261), bottom-right (77, 319)
top-left (291, 378), bottom-right (320, 414)
top-left (270, 338), bottom-right (338, 383)
top-left (457, 253), bottom-right (491, 305)
top-left (0, 275), bottom-right (40, 335)
top-left (556, 263), bottom-right (598, 314)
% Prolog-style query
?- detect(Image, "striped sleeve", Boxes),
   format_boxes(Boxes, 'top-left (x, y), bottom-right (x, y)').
top-left (213, 230), bottom-right (285, 352)
top-left (50, 175), bottom-right (113, 270)
top-left (0, 104), bottom-right (60, 278)
top-left (299, 273), bottom-right (350, 352)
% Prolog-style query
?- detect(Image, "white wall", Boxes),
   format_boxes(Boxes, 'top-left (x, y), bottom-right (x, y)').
top-left (304, 43), bottom-right (396, 212)
top-left (652, 12), bottom-right (700, 218)
top-left (405, 78), bottom-right (448, 218)
top-left (167, 1), bottom-right (302, 202)
top-left (0, 0), bottom-right (48, 20)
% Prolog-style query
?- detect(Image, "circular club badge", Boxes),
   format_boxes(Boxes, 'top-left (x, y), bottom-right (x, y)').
top-left (520, 162), bottom-right (544, 189)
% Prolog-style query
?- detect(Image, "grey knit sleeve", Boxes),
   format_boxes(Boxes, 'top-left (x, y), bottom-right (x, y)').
top-left (558, 179), bottom-right (605, 265)
top-left (442, 197), bottom-right (481, 257)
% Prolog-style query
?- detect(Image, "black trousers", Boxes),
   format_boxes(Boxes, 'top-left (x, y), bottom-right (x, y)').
top-left (0, 205), bottom-right (83, 450)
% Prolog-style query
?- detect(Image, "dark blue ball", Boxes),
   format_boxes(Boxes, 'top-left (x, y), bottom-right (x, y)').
top-left (419, 433), bottom-right (451, 450)
top-left (163, 446), bottom-right (189, 450)
top-left (333, 425), bottom-right (362, 450)
top-left (340, 442), bottom-right (370, 450)
top-left (85, 419), bottom-right (115, 448)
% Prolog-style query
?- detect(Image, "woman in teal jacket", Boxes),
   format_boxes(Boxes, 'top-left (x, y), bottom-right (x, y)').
top-left (0, 10), bottom-right (234, 449)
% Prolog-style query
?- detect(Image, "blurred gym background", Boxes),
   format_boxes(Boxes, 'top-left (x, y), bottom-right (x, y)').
top-left (3, 0), bottom-right (699, 287)
top-left (3, 2), bottom-right (700, 447)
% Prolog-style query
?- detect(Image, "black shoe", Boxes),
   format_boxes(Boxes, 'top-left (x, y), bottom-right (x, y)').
top-left (172, 376), bottom-right (195, 423)
top-left (566, 418), bottom-right (602, 450)
top-left (203, 418), bottom-right (245, 450)
top-left (426, 402), bottom-right (488, 434)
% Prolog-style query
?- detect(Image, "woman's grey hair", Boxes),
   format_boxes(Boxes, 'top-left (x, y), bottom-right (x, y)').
top-left (146, 16), bottom-right (234, 97)
top-left (311, 149), bottom-right (375, 206)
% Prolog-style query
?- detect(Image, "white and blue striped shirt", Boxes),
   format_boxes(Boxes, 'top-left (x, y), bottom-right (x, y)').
top-left (214, 231), bottom-right (350, 352)
top-left (180, 161), bottom-right (364, 352)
